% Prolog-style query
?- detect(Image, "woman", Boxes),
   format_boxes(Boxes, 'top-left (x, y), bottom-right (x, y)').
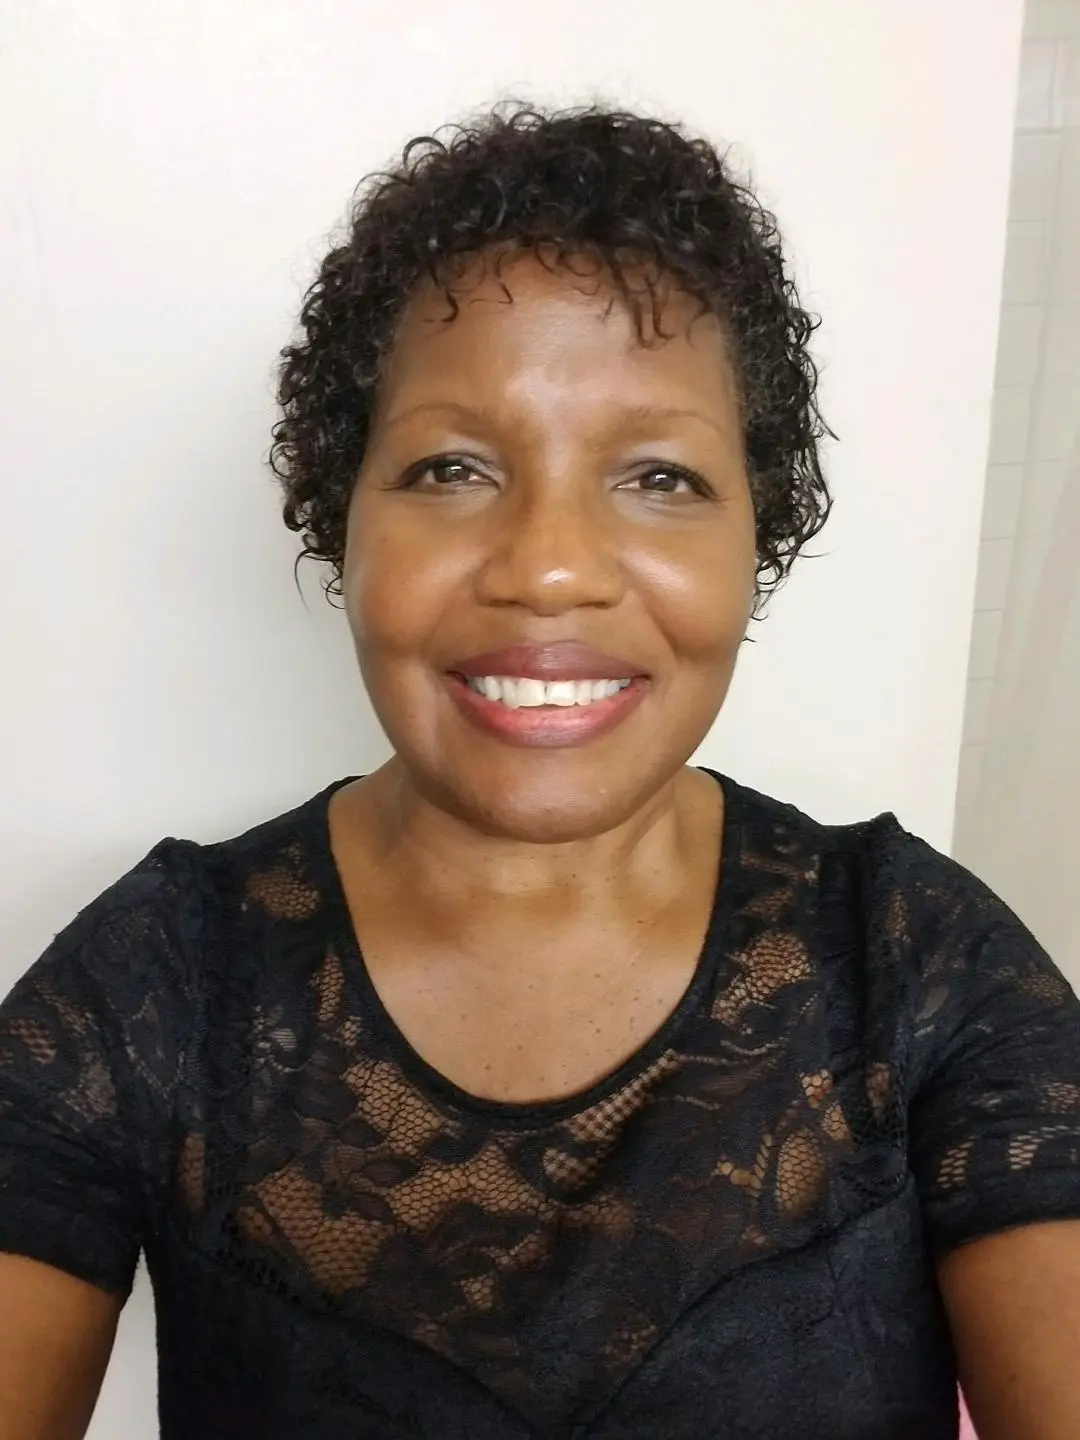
top-left (0, 105), bottom-right (1078, 1440)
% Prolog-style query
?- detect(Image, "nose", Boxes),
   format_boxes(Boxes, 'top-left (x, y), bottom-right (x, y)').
top-left (473, 481), bottom-right (625, 616)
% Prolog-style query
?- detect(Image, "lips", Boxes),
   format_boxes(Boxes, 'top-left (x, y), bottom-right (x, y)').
top-left (448, 641), bottom-right (645, 683)
top-left (444, 641), bottom-right (649, 749)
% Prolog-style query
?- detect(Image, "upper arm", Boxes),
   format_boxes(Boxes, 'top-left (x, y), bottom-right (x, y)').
top-left (939, 1220), bottom-right (1080, 1440)
top-left (0, 845), bottom-right (199, 1437)
top-left (898, 837), bottom-right (1080, 1435)
top-left (0, 1254), bottom-right (121, 1440)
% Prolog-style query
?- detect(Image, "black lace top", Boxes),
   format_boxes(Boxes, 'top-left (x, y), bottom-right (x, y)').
top-left (2, 773), bottom-right (1080, 1440)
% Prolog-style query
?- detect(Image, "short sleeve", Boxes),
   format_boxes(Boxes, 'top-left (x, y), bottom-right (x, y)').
top-left (0, 842), bottom-right (199, 1296)
top-left (901, 836), bottom-right (1080, 1253)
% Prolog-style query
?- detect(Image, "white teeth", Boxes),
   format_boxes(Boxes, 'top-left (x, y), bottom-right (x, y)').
top-left (545, 680), bottom-right (578, 707)
top-left (464, 676), bottom-right (633, 708)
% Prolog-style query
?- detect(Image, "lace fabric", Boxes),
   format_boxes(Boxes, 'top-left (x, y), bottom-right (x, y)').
top-left (2, 773), bottom-right (1080, 1438)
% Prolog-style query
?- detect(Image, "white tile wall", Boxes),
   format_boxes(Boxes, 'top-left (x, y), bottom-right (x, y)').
top-left (1017, 40), bottom-right (1067, 128)
top-left (1028, 457), bottom-right (1070, 525)
top-left (1068, 28), bottom-right (1080, 123)
top-left (962, 677), bottom-right (995, 746)
top-left (995, 303), bottom-right (1046, 384)
top-left (1032, 379), bottom-right (1079, 456)
top-left (987, 385), bottom-right (1033, 463)
top-left (1002, 219), bottom-right (1052, 300)
top-left (958, 0), bottom-right (1080, 840)
top-left (1025, 0), bottom-right (1080, 38)
top-left (956, 743), bottom-right (986, 811)
top-left (1042, 301), bottom-right (1080, 379)
top-left (1010, 133), bottom-right (1062, 217)
top-left (973, 536), bottom-right (1016, 610)
top-left (982, 464), bottom-right (1025, 536)
top-left (1057, 128), bottom-right (1080, 227)
top-left (968, 609), bottom-right (1005, 679)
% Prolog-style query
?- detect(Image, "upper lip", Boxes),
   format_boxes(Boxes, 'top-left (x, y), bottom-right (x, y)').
top-left (449, 641), bottom-right (646, 682)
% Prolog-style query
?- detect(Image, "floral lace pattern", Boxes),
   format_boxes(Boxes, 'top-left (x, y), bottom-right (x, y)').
top-left (2, 774), bottom-right (1080, 1438)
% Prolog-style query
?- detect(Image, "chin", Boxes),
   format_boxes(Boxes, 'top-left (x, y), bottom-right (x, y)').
top-left (430, 759), bottom-right (676, 845)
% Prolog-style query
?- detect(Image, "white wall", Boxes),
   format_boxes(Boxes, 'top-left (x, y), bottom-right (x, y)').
top-left (0, 1), bottom-right (1021, 1434)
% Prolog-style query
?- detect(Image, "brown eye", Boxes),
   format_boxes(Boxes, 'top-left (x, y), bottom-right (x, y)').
top-left (619, 464), bottom-right (710, 498)
top-left (395, 454), bottom-right (490, 491)
top-left (639, 468), bottom-right (685, 493)
top-left (427, 459), bottom-right (476, 486)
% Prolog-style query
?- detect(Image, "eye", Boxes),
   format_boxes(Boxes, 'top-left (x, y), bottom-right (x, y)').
top-left (619, 464), bottom-right (711, 498)
top-left (426, 458), bottom-right (477, 486)
top-left (396, 454), bottom-right (492, 491)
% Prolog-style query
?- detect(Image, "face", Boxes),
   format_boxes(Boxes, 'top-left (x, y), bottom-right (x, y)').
top-left (344, 252), bottom-right (757, 842)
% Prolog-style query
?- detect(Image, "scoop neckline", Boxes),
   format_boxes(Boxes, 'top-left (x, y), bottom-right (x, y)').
top-left (313, 768), bottom-right (742, 1129)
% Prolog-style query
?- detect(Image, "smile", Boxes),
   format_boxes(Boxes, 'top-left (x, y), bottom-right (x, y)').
top-left (463, 676), bottom-right (633, 709)
top-left (446, 672), bottom-right (647, 748)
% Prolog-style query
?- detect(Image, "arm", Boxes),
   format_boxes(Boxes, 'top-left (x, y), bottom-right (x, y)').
top-left (0, 845), bottom-right (198, 1440)
top-left (893, 832), bottom-right (1080, 1437)
top-left (0, 1255), bottom-right (120, 1440)
top-left (939, 1220), bottom-right (1080, 1440)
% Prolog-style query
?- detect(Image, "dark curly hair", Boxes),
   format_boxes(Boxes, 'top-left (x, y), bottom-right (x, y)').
top-left (270, 103), bottom-right (831, 606)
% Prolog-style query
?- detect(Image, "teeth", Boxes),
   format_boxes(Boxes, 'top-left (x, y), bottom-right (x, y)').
top-left (465, 676), bottom-right (633, 708)
top-left (546, 681), bottom-right (578, 707)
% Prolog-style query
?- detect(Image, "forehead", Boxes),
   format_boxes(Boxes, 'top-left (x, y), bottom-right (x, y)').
top-left (377, 251), bottom-right (739, 421)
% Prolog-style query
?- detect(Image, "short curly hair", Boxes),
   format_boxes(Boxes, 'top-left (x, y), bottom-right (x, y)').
top-left (270, 103), bottom-right (831, 604)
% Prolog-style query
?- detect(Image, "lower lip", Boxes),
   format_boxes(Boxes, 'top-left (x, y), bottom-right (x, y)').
top-left (446, 675), bottom-right (648, 748)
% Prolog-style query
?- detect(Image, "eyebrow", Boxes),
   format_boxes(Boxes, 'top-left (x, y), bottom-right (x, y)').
top-left (379, 400), bottom-right (502, 432)
top-left (616, 404), bottom-right (732, 441)
top-left (380, 399), bottom-right (732, 441)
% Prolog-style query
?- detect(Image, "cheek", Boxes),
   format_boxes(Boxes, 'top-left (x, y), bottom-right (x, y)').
top-left (627, 535), bottom-right (756, 663)
top-left (342, 507), bottom-right (406, 653)
top-left (342, 506), bottom-right (468, 657)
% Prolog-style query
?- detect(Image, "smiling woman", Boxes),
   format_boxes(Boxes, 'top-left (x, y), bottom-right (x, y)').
top-left (1, 104), bottom-right (1080, 1440)
top-left (342, 254), bottom-right (757, 839)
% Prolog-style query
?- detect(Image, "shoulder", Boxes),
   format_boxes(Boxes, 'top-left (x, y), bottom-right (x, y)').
top-left (720, 773), bottom-right (1062, 1039)
top-left (128, 776), bottom-right (349, 910)
top-left (723, 773), bottom-right (1077, 1091)
top-left (10, 780), bottom-right (349, 1012)
top-left (723, 772), bottom-right (1011, 955)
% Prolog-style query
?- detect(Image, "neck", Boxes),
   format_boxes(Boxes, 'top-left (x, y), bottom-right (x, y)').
top-left (338, 759), bottom-right (721, 912)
